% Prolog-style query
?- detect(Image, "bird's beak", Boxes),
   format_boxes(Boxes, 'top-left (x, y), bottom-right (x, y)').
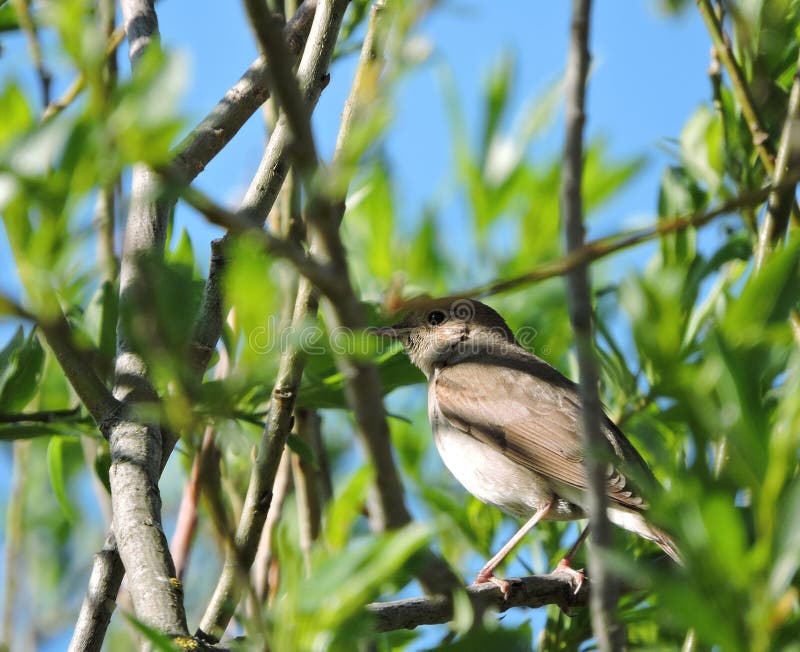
top-left (371, 325), bottom-right (401, 339)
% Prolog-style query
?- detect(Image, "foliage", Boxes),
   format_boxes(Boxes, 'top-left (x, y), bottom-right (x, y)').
top-left (0, 1), bottom-right (799, 651)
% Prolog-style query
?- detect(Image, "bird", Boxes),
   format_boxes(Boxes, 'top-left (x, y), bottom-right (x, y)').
top-left (376, 297), bottom-right (680, 596)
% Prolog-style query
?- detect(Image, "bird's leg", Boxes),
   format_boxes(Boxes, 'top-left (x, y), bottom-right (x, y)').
top-left (473, 500), bottom-right (554, 599)
top-left (552, 523), bottom-right (590, 594)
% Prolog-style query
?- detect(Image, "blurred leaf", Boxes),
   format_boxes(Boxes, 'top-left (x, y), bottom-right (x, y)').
top-left (122, 614), bottom-right (183, 651)
top-left (680, 106), bottom-right (722, 193)
top-left (286, 432), bottom-right (315, 465)
top-left (46, 436), bottom-right (78, 521)
top-left (0, 2), bottom-right (19, 32)
top-left (325, 466), bottom-right (372, 550)
top-left (0, 326), bottom-right (44, 412)
top-left (480, 52), bottom-right (514, 166)
top-left (0, 83), bottom-right (33, 148)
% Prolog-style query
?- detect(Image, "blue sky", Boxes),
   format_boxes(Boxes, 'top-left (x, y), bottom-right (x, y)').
top-left (0, 1), bottom-right (715, 649)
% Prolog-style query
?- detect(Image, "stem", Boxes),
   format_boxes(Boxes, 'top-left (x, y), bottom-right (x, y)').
top-left (562, 1), bottom-right (623, 649)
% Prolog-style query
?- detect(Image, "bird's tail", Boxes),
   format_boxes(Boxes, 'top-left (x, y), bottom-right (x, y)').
top-left (608, 508), bottom-right (682, 564)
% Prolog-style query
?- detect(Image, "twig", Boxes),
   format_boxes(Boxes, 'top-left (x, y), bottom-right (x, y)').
top-left (252, 448), bottom-right (293, 602)
top-left (196, 2), bottom-right (348, 641)
top-left (1, 441), bottom-right (30, 649)
top-left (12, 0), bottom-right (51, 108)
top-left (0, 407), bottom-right (81, 423)
top-left (291, 409), bottom-right (324, 569)
top-left (697, 0), bottom-right (800, 240)
top-left (171, 316), bottom-right (234, 580)
top-left (562, 1), bottom-right (622, 650)
top-left (366, 572), bottom-right (589, 632)
top-left (756, 46), bottom-right (800, 268)
top-left (41, 28), bottom-right (125, 121)
top-left (458, 179), bottom-right (795, 301)
top-left (263, 0), bottom-right (461, 595)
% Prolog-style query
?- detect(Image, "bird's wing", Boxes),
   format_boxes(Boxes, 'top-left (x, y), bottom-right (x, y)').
top-left (432, 354), bottom-right (651, 511)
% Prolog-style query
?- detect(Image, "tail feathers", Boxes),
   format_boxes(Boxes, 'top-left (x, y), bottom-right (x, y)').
top-left (608, 507), bottom-right (682, 564)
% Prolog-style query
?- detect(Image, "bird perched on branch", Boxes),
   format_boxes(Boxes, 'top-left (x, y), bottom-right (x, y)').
top-left (376, 297), bottom-right (680, 597)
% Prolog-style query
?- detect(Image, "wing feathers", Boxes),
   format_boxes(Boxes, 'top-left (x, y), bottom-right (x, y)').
top-left (433, 354), bottom-right (653, 511)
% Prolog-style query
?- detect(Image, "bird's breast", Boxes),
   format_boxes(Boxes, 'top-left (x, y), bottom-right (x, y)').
top-left (429, 401), bottom-right (569, 520)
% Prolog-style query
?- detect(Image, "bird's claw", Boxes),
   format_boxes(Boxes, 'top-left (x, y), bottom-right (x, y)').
top-left (473, 572), bottom-right (520, 600)
top-left (552, 559), bottom-right (586, 596)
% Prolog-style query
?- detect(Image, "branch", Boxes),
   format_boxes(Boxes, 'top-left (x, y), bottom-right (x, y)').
top-left (562, 1), bottom-right (622, 650)
top-left (756, 46), bottom-right (800, 268)
top-left (12, 0), bottom-right (51, 108)
top-left (0, 407), bottom-right (80, 423)
top-left (461, 179), bottom-right (793, 300)
top-left (196, 1), bottom-right (348, 641)
top-left (367, 572), bottom-right (589, 632)
top-left (66, 4), bottom-right (321, 640)
top-left (168, 0), bottom-right (318, 185)
top-left (0, 292), bottom-right (120, 430)
top-left (41, 28), bottom-right (125, 121)
top-left (104, 0), bottom-right (189, 643)
top-left (276, 0), bottom-right (461, 595)
top-left (697, 0), bottom-right (800, 247)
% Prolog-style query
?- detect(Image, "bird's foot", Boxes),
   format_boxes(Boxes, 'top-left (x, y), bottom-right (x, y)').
top-left (551, 558), bottom-right (586, 595)
top-left (473, 570), bottom-right (519, 600)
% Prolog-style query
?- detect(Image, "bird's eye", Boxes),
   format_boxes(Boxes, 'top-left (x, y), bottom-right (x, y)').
top-left (427, 310), bottom-right (447, 326)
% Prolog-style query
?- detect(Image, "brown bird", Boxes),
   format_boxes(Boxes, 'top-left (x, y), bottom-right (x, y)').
top-left (377, 297), bottom-right (680, 596)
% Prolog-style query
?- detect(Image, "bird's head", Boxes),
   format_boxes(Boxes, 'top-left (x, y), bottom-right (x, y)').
top-left (375, 297), bottom-right (518, 377)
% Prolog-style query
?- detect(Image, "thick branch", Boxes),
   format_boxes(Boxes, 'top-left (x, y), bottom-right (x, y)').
top-left (68, 5), bottom-right (321, 645)
top-left (107, 0), bottom-right (188, 642)
top-left (367, 572), bottom-right (589, 632)
top-left (561, 1), bottom-right (622, 650)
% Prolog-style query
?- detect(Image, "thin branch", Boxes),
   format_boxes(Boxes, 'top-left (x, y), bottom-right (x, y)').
top-left (41, 28), bottom-right (126, 121)
top-left (12, 0), bottom-right (51, 108)
top-left (367, 572), bottom-right (589, 632)
top-left (562, 1), bottom-right (622, 650)
top-left (252, 448), bottom-right (293, 602)
top-left (756, 46), bottom-right (800, 268)
top-left (697, 0), bottom-right (800, 240)
top-left (460, 179), bottom-right (792, 301)
top-left (1, 441), bottom-right (30, 649)
top-left (37, 310), bottom-right (121, 431)
top-left (196, 2), bottom-right (348, 641)
top-left (291, 409), bottom-right (324, 569)
top-left (68, 533), bottom-right (126, 652)
top-left (0, 407), bottom-right (81, 423)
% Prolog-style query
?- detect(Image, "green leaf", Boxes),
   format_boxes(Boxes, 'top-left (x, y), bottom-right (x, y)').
top-left (723, 236), bottom-right (800, 342)
top-left (0, 327), bottom-right (45, 412)
top-left (121, 614), bottom-right (183, 651)
top-left (0, 83), bottom-right (33, 148)
top-left (680, 106), bottom-right (722, 192)
top-left (0, 2), bottom-right (20, 32)
top-left (480, 52), bottom-right (515, 166)
top-left (286, 432), bottom-right (316, 465)
top-left (47, 436), bottom-right (78, 521)
top-left (83, 279), bottom-right (118, 372)
top-left (325, 465), bottom-right (372, 550)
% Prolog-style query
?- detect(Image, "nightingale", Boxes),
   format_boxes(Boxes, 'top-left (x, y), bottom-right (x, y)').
top-left (377, 297), bottom-right (680, 596)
